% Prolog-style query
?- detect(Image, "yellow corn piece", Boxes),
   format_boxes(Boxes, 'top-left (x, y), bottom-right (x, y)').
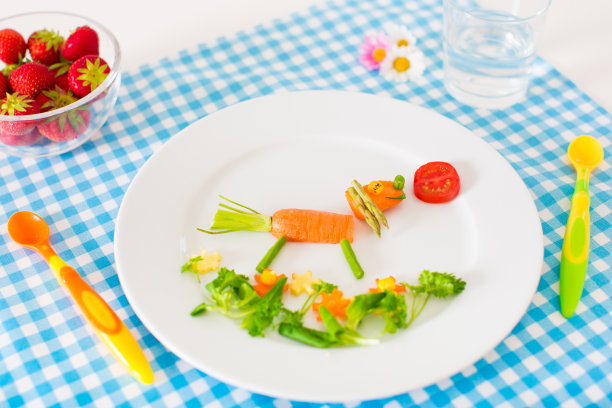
top-left (260, 268), bottom-right (278, 285)
top-left (376, 276), bottom-right (398, 291)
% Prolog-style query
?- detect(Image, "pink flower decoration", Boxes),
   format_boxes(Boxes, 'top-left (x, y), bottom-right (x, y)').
top-left (358, 32), bottom-right (391, 71)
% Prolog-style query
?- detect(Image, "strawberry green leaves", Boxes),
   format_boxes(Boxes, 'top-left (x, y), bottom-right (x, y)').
top-left (67, 55), bottom-right (109, 97)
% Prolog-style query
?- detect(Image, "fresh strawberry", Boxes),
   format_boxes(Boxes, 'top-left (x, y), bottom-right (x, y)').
top-left (27, 29), bottom-right (64, 65)
top-left (0, 28), bottom-right (27, 64)
top-left (38, 106), bottom-right (90, 142)
top-left (68, 55), bottom-right (109, 97)
top-left (0, 74), bottom-right (9, 97)
top-left (49, 59), bottom-right (71, 91)
top-left (0, 92), bottom-right (41, 135)
top-left (61, 26), bottom-right (99, 61)
top-left (36, 86), bottom-right (79, 112)
top-left (9, 62), bottom-right (55, 98)
top-left (0, 128), bottom-right (42, 146)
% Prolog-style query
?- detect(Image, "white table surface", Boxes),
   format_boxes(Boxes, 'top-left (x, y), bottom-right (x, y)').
top-left (3, 0), bottom-right (611, 112)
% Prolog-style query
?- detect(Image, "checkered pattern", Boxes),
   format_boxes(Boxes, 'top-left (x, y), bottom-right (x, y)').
top-left (1, 0), bottom-right (611, 406)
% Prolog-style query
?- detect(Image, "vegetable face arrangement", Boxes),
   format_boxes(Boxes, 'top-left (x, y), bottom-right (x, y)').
top-left (184, 163), bottom-right (465, 348)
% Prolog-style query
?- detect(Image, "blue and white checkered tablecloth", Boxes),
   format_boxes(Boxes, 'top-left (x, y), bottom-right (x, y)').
top-left (1, 0), bottom-right (611, 406)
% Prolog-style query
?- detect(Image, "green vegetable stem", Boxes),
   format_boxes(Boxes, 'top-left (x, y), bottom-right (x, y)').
top-left (340, 238), bottom-right (365, 279)
top-left (401, 270), bottom-right (466, 328)
top-left (256, 236), bottom-right (287, 273)
top-left (393, 175), bottom-right (405, 190)
top-left (189, 267), bottom-right (287, 337)
top-left (278, 322), bottom-right (337, 348)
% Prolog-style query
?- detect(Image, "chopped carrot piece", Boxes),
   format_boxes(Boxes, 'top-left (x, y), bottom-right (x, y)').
top-left (253, 269), bottom-right (288, 297)
top-left (312, 288), bottom-right (352, 321)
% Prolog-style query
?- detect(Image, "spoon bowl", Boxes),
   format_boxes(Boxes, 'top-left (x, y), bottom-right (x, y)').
top-left (8, 211), bottom-right (50, 247)
top-left (568, 135), bottom-right (604, 170)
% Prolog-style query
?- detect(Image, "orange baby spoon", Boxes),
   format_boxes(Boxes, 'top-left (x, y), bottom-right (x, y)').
top-left (7, 211), bottom-right (154, 384)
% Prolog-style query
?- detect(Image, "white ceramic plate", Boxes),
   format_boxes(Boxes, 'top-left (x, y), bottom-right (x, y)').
top-left (115, 90), bottom-right (542, 402)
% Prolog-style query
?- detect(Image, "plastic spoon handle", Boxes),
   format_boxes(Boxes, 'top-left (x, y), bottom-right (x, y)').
top-left (46, 252), bottom-right (154, 384)
top-left (559, 185), bottom-right (590, 318)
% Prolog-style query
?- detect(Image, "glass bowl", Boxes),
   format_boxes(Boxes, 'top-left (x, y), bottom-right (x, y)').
top-left (0, 11), bottom-right (121, 157)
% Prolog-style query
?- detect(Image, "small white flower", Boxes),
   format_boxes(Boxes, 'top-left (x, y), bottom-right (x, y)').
top-left (385, 24), bottom-right (417, 49)
top-left (379, 46), bottom-right (426, 82)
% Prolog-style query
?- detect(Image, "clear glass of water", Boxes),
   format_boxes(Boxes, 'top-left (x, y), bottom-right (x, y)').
top-left (443, 0), bottom-right (551, 109)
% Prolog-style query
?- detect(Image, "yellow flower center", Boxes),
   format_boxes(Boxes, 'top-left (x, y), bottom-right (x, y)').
top-left (393, 57), bottom-right (411, 72)
top-left (367, 181), bottom-right (385, 195)
top-left (397, 39), bottom-right (409, 47)
top-left (372, 48), bottom-right (386, 62)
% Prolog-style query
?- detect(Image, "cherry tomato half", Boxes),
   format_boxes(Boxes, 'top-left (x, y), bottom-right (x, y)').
top-left (413, 161), bottom-right (460, 203)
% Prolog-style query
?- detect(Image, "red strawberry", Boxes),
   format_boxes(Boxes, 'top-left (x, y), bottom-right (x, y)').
top-left (0, 74), bottom-right (9, 97)
top-left (38, 106), bottom-right (90, 142)
top-left (49, 60), bottom-right (72, 90)
top-left (68, 55), bottom-right (109, 97)
top-left (36, 86), bottom-right (79, 112)
top-left (9, 62), bottom-right (55, 98)
top-left (61, 26), bottom-right (99, 62)
top-left (0, 28), bottom-right (27, 64)
top-left (0, 128), bottom-right (42, 146)
top-left (0, 92), bottom-right (41, 135)
top-left (27, 29), bottom-right (64, 65)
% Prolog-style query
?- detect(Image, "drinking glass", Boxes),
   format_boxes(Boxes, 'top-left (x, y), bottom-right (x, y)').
top-left (443, 0), bottom-right (551, 109)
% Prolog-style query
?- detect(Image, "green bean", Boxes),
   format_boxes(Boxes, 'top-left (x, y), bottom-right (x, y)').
top-left (190, 303), bottom-right (208, 316)
top-left (318, 305), bottom-right (344, 339)
top-left (256, 235), bottom-right (287, 273)
top-left (393, 174), bottom-right (405, 190)
top-left (278, 323), bottom-right (337, 348)
top-left (340, 238), bottom-right (365, 280)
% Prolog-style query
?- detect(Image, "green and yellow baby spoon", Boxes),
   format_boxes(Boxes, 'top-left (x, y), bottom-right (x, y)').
top-left (560, 135), bottom-right (604, 318)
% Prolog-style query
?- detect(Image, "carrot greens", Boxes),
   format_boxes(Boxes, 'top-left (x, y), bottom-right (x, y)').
top-left (197, 196), bottom-right (272, 235)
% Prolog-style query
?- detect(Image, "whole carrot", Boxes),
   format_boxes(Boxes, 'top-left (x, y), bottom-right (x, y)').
top-left (198, 196), bottom-right (354, 244)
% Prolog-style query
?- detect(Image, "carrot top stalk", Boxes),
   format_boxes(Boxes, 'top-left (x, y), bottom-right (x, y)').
top-left (198, 195), bottom-right (272, 234)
